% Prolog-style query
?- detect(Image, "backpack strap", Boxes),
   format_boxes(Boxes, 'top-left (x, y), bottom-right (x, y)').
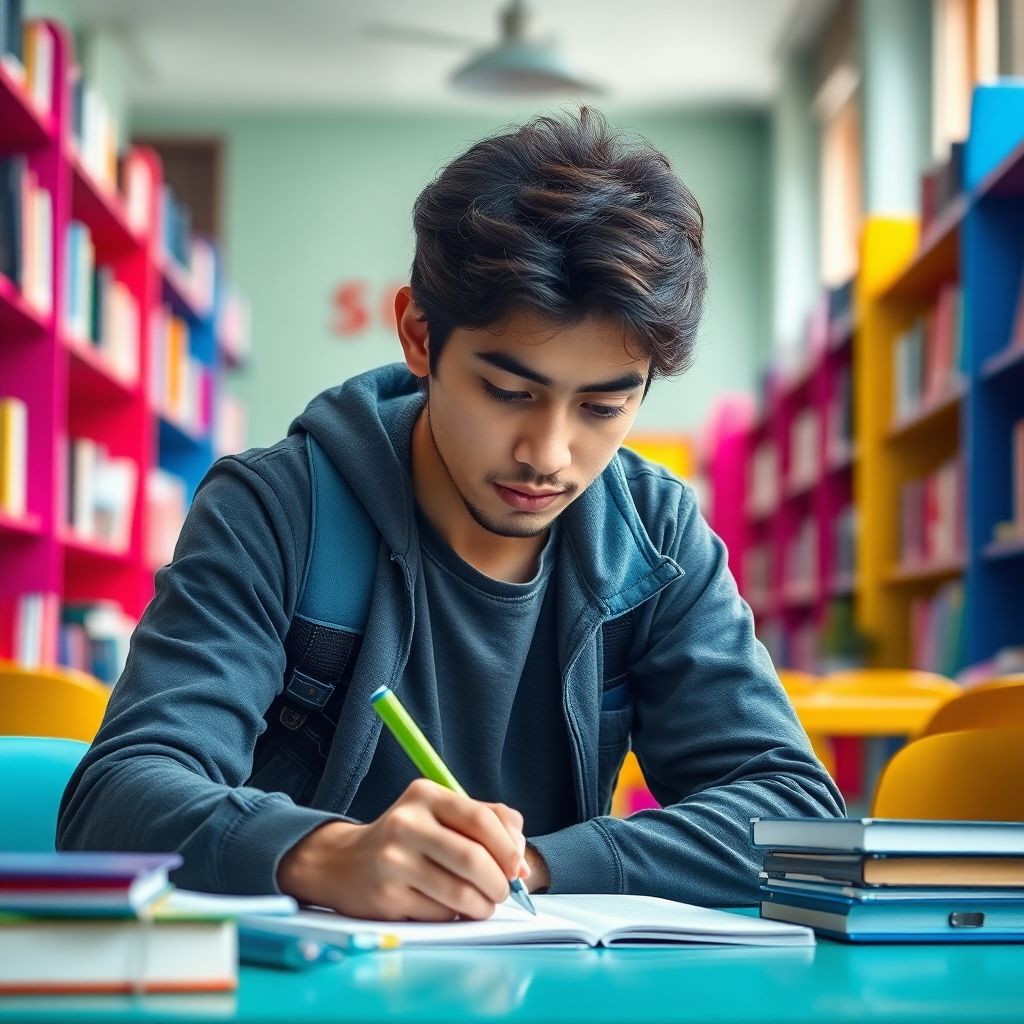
top-left (275, 434), bottom-right (636, 733)
top-left (276, 435), bottom-right (379, 730)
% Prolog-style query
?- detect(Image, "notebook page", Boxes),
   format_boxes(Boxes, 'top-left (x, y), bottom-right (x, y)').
top-left (533, 895), bottom-right (815, 946)
top-left (246, 899), bottom-right (598, 947)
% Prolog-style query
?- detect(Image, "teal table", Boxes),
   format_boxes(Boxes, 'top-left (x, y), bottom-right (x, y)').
top-left (1, 932), bottom-right (1022, 1023)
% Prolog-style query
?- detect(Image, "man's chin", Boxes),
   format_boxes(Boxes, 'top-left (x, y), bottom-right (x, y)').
top-left (463, 498), bottom-right (555, 539)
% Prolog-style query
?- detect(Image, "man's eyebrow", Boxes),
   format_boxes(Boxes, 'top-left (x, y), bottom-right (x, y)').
top-left (474, 351), bottom-right (647, 394)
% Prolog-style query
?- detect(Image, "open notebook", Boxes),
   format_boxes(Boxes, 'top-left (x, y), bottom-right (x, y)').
top-left (243, 894), bottom-right (814, 948)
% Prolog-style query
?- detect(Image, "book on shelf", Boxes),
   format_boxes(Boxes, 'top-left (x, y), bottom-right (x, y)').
top-left (59, 601), bottom-right (135, 683)
top-left (21, 19), bottom-right (53, 117)
top-left (1011, 268), bottom-right (1024, 348)
top-left (215, 392), bottom-right (247, 458)
top-left (18, 164), bottom-right (51, 313)
top-left (8, 591), bottom-right (60, 667)
top-left (919, 141), bottom-right (964, 238)
top-left (742, 543), bottom-right (771, 610)
top-left (748, 440), bottom-right (778, 517)
top-left (64, 228), bottom-right (140, 385)
top-left (1009, 418), bottom-right (1024, 540)
top-left (1, 0), bottom-right (25, 77)
top-left (244, 893), bottom-right (814, 950)
top-left (826, 363), bottom-right (854, 464)
top-left (831, 505), bottom-right (857, 582)
top-left (787, 407), bottom-right (819, 491)
top-left (68, 71), bottom-right (120, 195)
top-left (66, 438), bottom-right (137, 550)
top-left (898, 455), bottom-right (964, 569)
top-left (0, 155), bottom-right (24, 285)
top-left (145, 468), bottom-right (187, 568)
top-left (150, 306), bottom-right (213, 434)
top-left (121, 149), bottom-right (152, 237)
top-left (892, 283), bottom-right (963, 424)
top-left (0, 395), bottom-right (27, 518)
top-left (909, 580), bottom-right (965, 676)
top-left (784, 517), bottom-right (816, 597)
top-left (216, 286), bottom-right (250, 365)
top-left (788, 620), bottom-right (819, 674)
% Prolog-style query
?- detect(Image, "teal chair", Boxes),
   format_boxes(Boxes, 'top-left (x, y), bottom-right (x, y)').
top-left (0, 736), bottom-right (88, 852)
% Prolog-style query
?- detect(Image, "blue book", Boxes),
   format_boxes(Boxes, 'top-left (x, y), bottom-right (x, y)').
top-left (761, 888), bottom-right (1024, 943)
top-left (0, 852), bottom-right (182, 917)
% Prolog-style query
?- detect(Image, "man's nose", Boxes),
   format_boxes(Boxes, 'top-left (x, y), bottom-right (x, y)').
top-left (513, 411), bottom-right (572, 479)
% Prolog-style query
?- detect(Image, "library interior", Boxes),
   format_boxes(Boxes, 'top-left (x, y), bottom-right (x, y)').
top-left (1, 0), bottom-right (1024, 1020)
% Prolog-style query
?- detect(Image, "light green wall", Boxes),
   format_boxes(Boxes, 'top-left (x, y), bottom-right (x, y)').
top-left (133, 108), bottom-right (770, 448)
top-left (770, 55), bottom-right (819, 355)
top-left (859, 0), bottom-right (932, 214)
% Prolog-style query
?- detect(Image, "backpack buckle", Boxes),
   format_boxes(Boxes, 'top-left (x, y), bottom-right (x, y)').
top-left (279, 706), bottom-right (308, 730)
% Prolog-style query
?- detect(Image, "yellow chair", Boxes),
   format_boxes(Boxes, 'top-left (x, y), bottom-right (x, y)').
top-left (919, 678), bottom-right (1024, 738)
top-left (969, 673), bottom-right (1024, 693)
top-left (776, 670), bottom-right (837, 779)
top-left (0, 661), bottom-right (110, 743)
top-left (871, 727), bottom-right (1024, 820)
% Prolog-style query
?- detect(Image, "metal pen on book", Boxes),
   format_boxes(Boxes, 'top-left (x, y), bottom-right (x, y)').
top-left (369, 685), bottom-right (537, 916)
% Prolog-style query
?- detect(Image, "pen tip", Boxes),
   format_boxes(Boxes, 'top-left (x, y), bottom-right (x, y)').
top-left (509, 879), bottom-right (537, 915)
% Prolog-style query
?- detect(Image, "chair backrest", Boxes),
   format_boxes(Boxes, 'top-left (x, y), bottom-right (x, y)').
top-left (819, 669), bottom-right (960, 699)
top-left (920, 679), bottom-right (1024, 737)
top-left (0, 736), bottom-right (89, 851)
top-left (0, 661), bottom-right (110, 742)
top-left (871, 727), bottom-right (1024, 820)
top-left (970, 673), bottom-right (1024, 693)
top-left (776, 669), bottom-right (819, 697)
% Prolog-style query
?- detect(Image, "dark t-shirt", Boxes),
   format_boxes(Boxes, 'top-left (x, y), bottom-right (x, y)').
top-left (347, 509), bottom-right (578, 836)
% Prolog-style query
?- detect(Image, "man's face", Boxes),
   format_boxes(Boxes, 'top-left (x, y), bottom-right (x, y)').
top-left (424, 310), bottom-right (650, 539)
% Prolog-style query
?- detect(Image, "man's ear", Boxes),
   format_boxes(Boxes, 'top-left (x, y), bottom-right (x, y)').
top-left (395, 286), bottom-right (430, 377)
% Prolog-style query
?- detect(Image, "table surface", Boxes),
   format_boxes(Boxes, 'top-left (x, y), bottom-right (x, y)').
top-left (789, 693), bottom-right (947, 735)
top-left (2, 924), bottom-right (1022, 1023)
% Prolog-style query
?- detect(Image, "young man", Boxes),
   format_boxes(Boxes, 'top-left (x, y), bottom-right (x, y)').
top-left (59, 108), bottom-right (843, 921)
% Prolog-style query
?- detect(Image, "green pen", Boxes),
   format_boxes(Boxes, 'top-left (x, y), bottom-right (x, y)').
top-left (370, 685), bottom-right (537, 916)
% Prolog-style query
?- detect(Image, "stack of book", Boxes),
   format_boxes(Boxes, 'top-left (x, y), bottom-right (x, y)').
top-left (0, 852), bottom-right (243, 993)
top-left (752, 817), bottom-right (1024, 942)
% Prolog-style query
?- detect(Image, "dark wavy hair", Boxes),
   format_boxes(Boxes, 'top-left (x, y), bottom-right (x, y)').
top-left (409, 106), bottom-right (707, 389)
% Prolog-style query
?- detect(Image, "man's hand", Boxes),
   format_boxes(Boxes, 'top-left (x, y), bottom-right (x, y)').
top-left (277, 778), bottom-right (532, 921)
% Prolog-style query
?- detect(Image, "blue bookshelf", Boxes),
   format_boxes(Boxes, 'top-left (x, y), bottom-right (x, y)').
top-left (962, 84), bottom-right (1024, 665)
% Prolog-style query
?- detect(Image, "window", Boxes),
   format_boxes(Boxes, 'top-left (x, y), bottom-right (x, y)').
top-left (815, 61), bottom-right (862, 288)
top-left (933, 0), bottom-right (1000, 159)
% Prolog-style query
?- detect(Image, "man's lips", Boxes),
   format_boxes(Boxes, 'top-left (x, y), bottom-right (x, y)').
top-left (492, 483), bottom-right (564, 512)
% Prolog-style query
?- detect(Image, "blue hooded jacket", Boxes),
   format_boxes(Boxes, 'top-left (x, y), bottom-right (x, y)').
top-left (58, 363), bottom-right (844, 903)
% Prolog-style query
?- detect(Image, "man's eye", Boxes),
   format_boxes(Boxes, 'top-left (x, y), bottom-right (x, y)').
top-left (586, 404), bottom-right (627, 420)
top-left (482, 380), bottom-right (531, 403)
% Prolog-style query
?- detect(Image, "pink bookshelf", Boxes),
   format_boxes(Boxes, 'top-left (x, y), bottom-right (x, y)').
top-left (709, 288), bottom-right (859, 676)
top-left (0, 19), bottom-right (247, 671)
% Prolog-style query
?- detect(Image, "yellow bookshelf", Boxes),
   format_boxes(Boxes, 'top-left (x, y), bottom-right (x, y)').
top-left (854, 215), bottom-right (964, 667)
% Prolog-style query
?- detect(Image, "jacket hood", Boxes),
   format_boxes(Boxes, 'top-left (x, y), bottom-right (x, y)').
top-left (290, 363), bottom-right (424, 559)
top-left (290, 362), bottom-right (681, 613)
